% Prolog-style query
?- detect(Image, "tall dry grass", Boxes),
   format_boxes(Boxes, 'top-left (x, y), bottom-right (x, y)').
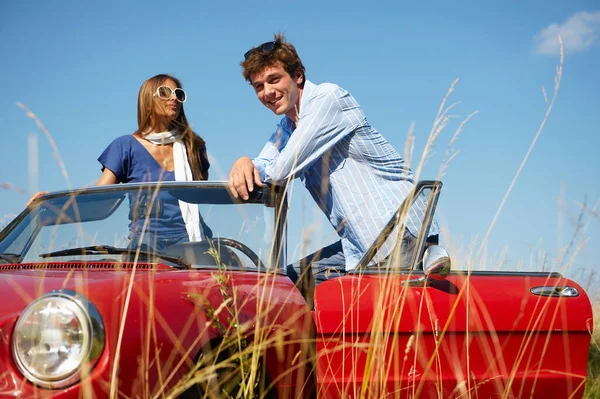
top-left (584, 304), bottom-right (600, 398)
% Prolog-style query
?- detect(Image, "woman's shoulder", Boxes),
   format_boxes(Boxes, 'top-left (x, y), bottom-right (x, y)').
top-left (103, 134), bottom-right (139, 149)
top-left (112, 134), bottom-right (138, 144)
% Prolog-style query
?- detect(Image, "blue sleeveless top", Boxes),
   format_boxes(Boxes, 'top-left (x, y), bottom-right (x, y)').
top-left (98, 135), bottom-right (207, 240)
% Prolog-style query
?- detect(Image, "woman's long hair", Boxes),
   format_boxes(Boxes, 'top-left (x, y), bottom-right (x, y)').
top-left (137, 74), bottom-right (207, 180)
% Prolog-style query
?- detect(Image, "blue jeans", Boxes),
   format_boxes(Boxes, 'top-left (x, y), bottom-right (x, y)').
top-left (287, 240), bottom-right (347, 286)
top-left (287, 232), bottom-right (439, 286)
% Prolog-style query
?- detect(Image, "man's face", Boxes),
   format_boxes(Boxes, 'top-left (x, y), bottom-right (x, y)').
top-left (250, 63), bottom-right (303, 120)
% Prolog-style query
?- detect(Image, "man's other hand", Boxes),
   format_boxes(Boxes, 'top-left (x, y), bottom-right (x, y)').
top-left (229, 157), bottom-right (263, 200)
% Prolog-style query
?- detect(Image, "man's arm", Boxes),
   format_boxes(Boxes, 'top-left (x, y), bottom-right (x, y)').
top-left (229, 128), bottom-right (286, 200)
top-left (230, 87), bottom-right (362, 198)
top-left (260, 88), bottom-right (361, 183)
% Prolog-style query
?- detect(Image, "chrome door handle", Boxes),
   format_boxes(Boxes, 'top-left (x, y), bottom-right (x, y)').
top-left (530, 286), bottom-right (579, 297)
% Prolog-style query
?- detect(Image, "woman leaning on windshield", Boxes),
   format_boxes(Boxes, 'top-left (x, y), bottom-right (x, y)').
top-left (29, 74), bottom-right (211, 250)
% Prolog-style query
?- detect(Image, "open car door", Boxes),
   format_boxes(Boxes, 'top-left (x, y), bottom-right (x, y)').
top-left (314, 181), bottom-right (593, 398)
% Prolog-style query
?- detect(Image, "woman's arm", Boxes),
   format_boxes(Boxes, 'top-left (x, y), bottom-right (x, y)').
top-left (27, 168), bottom-right (118, 206)
top-left (96, 168), bottom-right (119, 185)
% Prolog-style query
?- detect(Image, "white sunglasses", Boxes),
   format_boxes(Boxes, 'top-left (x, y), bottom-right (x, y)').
top-left (154, 86), bottom-right (187, 103)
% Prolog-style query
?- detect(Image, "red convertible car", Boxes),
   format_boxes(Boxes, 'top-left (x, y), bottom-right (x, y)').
top-left (0, 181), bottom-right (593, 398)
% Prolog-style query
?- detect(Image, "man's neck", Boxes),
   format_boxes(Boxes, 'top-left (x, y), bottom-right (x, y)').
top-left (285, 87), bottom-right (303, 124)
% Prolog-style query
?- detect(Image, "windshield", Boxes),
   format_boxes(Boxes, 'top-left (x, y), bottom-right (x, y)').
top-left (0, 182), bottom-right (284, 271)
top-left (355, 181), bottom-right (441, 270)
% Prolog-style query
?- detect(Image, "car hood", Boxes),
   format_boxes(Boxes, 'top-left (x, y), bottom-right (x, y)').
top-left (0, 262), bottom-right (173, 319)
top-left (0, 262), bottom-right (312, 397)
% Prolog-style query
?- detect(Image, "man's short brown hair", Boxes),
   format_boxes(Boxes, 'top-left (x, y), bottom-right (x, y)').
top-left (241, 32), bottom-right (306, 85)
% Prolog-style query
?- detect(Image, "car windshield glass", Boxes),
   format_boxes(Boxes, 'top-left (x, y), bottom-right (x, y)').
top-left (362, 185), bottom-right (438, 269)
top-left (0, 183), bottom-right (280, 270)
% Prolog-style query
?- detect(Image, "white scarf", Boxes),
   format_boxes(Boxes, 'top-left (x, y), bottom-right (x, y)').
top-left (143, 129), bottom-right (203, 242)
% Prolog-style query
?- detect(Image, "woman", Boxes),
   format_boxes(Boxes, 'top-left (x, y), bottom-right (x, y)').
top-left (98, 74), bottom-right (210, 250)
top-left (98, 74), bottom-right (208, 184)
top-left (30, 74), bottom-right (210, 251)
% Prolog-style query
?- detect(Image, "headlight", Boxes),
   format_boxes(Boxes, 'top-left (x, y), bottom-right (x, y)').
top-left (11, 290), bottom-right (105, 389)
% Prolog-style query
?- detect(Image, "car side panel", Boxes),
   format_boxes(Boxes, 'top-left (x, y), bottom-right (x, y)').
top-left (314, 273), bottom-right (592, 398)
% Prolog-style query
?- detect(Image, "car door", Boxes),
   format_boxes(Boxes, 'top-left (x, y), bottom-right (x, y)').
top-left (314, 181), bottom-right (593, 398)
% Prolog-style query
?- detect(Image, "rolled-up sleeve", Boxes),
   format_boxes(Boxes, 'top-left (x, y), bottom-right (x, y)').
top-left (253, 133), bottom-right (282, 182)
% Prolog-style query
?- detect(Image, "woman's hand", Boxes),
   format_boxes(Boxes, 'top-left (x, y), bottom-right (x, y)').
top-left (27, 191), bottom-right (48, 207)
top-left (27, 169), bottom-right (118, 207)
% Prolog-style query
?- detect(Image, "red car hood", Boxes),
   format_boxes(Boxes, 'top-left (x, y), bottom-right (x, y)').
top-left (0, 262), bottom-right (311, 398)
top-left (0, 262), bottom-right (173, 320)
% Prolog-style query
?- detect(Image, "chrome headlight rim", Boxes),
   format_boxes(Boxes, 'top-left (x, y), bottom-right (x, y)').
top-left (11, 289), bottom-right (105, 389)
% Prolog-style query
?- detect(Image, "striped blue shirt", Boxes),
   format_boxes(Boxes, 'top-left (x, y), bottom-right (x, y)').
top-left (253, 80), bottom-right (438, 270)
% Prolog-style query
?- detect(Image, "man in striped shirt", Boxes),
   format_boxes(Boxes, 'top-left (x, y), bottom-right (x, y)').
top-left (229, 33), bottom-right (438, 284)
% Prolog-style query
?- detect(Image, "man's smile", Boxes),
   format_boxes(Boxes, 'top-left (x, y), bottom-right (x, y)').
top-left (266, 96), bottom-right (282, 107)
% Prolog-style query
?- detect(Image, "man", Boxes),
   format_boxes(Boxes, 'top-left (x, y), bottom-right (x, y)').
top-left (229, 33), bottom-right (438, 283)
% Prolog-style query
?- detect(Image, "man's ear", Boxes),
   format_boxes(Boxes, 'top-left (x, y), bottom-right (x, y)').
top-left (295, 68), bottom-right (304, 85)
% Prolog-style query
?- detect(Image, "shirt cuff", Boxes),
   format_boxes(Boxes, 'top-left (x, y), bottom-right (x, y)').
top-left (252, 159), bottom-right (268, 182)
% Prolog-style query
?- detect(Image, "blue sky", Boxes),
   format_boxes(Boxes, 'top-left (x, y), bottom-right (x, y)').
top-left (1, 1), bottom-right (598, 290)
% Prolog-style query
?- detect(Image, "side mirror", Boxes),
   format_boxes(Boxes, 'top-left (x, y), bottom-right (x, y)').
top-left (405, 245), bottom-right (451, 287)
top-left (423, 245), bottom-right (451, 280)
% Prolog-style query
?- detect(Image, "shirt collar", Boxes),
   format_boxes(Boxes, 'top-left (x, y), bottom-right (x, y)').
top-left (298, 79), bottom-right (315, 121)
top-left (282, 79), bottom-right (315, 130)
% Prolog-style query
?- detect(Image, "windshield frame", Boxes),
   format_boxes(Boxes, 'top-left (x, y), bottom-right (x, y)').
top-left (0, 181), bottom-right (289, 271)
top-left (354, 180), bottom-right (443, 270)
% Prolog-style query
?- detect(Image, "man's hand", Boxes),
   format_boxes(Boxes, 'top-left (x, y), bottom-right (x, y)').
top-left (229, 157), bottom-right (263, 200)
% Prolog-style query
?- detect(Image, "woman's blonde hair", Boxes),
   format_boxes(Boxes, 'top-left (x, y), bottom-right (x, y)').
top-left (137, 74), bottom-right (208, 180)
